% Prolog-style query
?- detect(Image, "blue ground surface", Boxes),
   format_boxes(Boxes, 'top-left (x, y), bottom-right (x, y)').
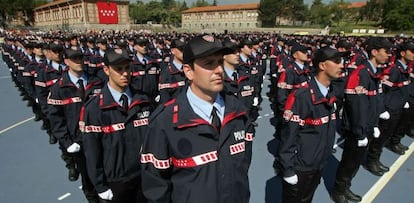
top-left (0, 58), bottom-right (413, 203)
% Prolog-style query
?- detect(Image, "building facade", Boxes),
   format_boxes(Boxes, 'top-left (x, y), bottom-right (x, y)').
top-left (33, 0), bottom-right (130, 31)
top-left (181, 3), bottom-right (260, 33)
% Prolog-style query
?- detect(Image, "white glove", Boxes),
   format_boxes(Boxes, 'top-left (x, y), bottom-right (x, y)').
top-left (67, 143), bottom-right (81, 153)
top-left (271, 73), bottom-right (277, 78)
top-left (373, 127), bottom-right (380, 138)
top-left (358, 137), bottom-right (368, 147)
top-left (35, 98), bottom-right (39, 104)
top-left (379, 111), bottom-right (390, 120)
top-left (154, 95), bottom-right (160, 103)
top-left (283, 174), bottom-right (298, 185)
top-left (404, 102), bottom-right (410, 109)
top-left (253, 97), bottom-right (259, 106)
top-left (98, 189), bottom-right (114, 200)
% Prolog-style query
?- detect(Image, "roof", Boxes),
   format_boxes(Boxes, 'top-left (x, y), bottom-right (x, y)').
top-left (182, 3), bottom-right (259, 14)
top-left (347, 2), bottom-right (367, 9)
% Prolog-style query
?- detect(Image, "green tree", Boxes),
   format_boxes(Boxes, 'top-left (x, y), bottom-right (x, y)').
top-left (383, 0), bottom-right (414, 30)
top-left (309, 0), bottom-right (330, 25)
top-left (287, 0), bottom-right (307, 25)
top-left (259, 0), bottom-right (286, 27)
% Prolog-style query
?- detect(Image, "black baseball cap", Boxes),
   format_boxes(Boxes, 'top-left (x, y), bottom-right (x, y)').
top-left (183, 34), bottom-right (232, 64)
top-left (313, 47), bottom-right (344, 66)
top-left (366, 37), bottom-right (393, 53)
top-left (291, 43), bottom-right (308, 55)
top-left (104, 48), bottom-right (131, 66)
top-left (49, 43), bottom-right (64, 53)
top-left (397, 42), bottom-right (414, 52)
top-left (64, 46), bottom-right (83, 59)
top-left (171, 38), bottom-right (186, 50)
top-left (134, 36), bottom-right (148, 46)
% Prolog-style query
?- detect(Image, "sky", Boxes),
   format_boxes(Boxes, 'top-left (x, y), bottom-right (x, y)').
top-left (135, 0), bottom-right (366, 6)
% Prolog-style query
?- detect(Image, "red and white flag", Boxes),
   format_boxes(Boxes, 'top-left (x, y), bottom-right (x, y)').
top-left (97, 1), bottom-right (118, 24)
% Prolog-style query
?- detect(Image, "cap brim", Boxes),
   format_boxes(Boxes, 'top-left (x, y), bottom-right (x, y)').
top-left (187, 47), bottom-right (233, 63)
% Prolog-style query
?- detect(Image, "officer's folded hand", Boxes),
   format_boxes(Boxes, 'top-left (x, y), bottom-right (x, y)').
top-left (373, 127), bottom-right (381, 138)
top-left (98, 189), bottom-right (113, 200)
top-left (155, 95), bottom-right (160, 103)
top-left (379, 111), bottom-right (390, 120)
top-left (67, 143), bottom-right (81, 153)
top-left (253, 97), bottom-right (259, 106)
top-left (283, 174), bottom-right (298, 185)
top-left (358, 137), bottom-right (368, 147)
top-left (404, 102), bottom-right (410, 109)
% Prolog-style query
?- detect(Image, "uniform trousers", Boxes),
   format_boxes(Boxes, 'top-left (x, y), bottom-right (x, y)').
top-left (282, 170), bottom-right (321, 203)
top-left (72, 150), bottom-right (100, 201)
top-left (368, 113), bottom-right (400, 161)
top-left (334, 131), bottom-right (367, 193)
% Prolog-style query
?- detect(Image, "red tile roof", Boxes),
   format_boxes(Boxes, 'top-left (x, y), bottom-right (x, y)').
top-left (182, 3), bottom-right (259, 14)
top-left (348, 2), bottom-right (367, 9)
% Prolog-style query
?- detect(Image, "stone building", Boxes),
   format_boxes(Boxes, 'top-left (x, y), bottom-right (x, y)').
top-left (181, 3), bottom-right (261, 33)
top-left (33, 0), bottom-right (130, 30)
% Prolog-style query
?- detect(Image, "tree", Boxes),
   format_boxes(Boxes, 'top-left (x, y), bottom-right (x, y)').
top-left (309, 0), bottom-right (330, 25)
top-left (259, 0), bottom-right (285, 27)
top-left (287, 0), bottom-right (308, 25)
top-left (382, 0), bottom-right (414, 30)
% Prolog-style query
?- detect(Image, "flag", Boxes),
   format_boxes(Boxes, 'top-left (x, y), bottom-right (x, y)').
top-left (97, 2), bottom-right (118, 24)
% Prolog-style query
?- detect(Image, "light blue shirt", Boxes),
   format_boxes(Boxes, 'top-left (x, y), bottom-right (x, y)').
top-left (397, 59), bottom-right (408, 70)
top-left (367, 60), bottom-right (377, 74)
top-left (186, 87), bottom-right (225, 123)
top-left (107, 83), bottom-right (132, 106)
top-left (240, 54), bottom-right (249, 64)
top-left (51, 61), bottom-right (65, 72)
top-left (295, 61), bottom-right (304, 70)
top-left (315, 77), bottom-right (329, 97)
top-left (68, 71), bottom-right (87, 89)
top-left (172, 60), bottom-right (183, 71)
top-left (224, 66), bottom-right (237, 80)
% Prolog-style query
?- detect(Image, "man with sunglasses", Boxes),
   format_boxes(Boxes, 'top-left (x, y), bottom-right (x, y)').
top-left (47, 46), bottom-right (104, 203)
top-left (158, 38), bottom-right (187, 104)
top-left (331, 37), bottom-right (393, 203)
top-left (141, 34), bottom-right (255, 203)
top-left (81, 48), bottom-right (152, 203)
top-left (279, 46), bottom-right (342, 203)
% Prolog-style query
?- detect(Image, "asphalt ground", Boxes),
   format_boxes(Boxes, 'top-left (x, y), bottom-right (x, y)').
top-left (0, 57), bottom-right (413, 203)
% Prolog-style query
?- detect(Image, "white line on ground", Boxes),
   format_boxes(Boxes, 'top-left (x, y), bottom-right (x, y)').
top-left (0, 116), bottom-right (34, 135)
top-left (362, 141), bottom-right (414, 203)
top-left (0, 75), bottom-right (11, 79)
top-left (57, 193), bottom-right (71, 200)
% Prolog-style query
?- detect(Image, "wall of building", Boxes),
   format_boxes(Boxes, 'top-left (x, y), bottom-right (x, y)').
top-left (34, 0), bottom-right (129, 31)
top-left (182, 9), bottom-right (260, 33)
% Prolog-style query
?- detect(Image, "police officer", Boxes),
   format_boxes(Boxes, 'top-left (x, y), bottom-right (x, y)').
top-left (141, 34), bottom-right (255, 203)
top-left (279, 46), bottom-right (343, 203)
top-left (331, 37), bottom-right (393, 203)
top-left (275, 43), bottom-right (311, 139)
top-left (81, 48), bottom-right (152, 203)
top-left (380, 41), bottom-right (413, 155)
top-left (158, 38), bottom-right (187, 104)
top-left (130, 36), bottom-right (161, 104)
top-left (47, 46), bottom-right (103, 203)
top-left (222, 39), bottom-right (256, 116)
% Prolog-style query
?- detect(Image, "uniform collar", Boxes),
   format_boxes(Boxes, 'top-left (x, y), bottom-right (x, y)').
top-left (186, 87), bottom-right (225, 123)
top-left (309, 77), bottom-right (336, 105)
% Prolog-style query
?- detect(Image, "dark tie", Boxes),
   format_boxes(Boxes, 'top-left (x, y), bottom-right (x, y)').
top-left (77, 79), bottom-right (85, 99)
top-left (58, 65), bottom-right (63, 74)
top-left (120, 94), bottom-right (129, 113)
top-left (232, 72), bottom-right (238, 81)
top-left (211, 107), bottom-right (221, 130)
